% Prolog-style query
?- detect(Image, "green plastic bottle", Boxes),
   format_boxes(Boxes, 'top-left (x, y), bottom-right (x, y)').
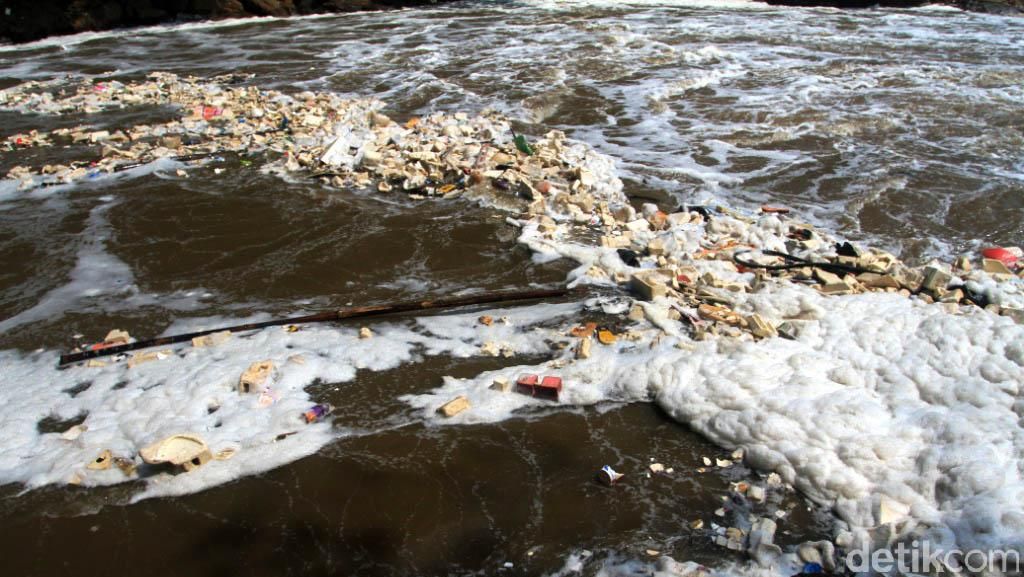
top-left (513, 133), bottom-right (534, 156)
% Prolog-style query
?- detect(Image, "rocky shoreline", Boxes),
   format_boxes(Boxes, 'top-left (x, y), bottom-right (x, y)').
top-left (2, 0), bottom-right (1021, 46)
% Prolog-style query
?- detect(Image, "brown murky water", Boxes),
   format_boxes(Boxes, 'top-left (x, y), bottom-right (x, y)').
top-left (1, 1), bottom-right (1022, 574)
top-left (1, 357), bottom-right (834, 576)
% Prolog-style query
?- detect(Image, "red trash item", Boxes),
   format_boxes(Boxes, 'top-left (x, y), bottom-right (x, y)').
top-left (516, 374), bottom-right (538, 396)
top-left (87, 341), bottom-right (118, 352)
top-left (982, 247), bottom-right (1018, 266)
top-left (203, 106), bottom-right (223, 121)
top-left (516, 374), bottom-right (561, 401)
top-left (537, 376), bottom-right (562, 401)
top-left (761, 206), bottom-right (790, 214)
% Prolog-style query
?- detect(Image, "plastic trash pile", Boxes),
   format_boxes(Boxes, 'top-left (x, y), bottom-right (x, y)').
top-left (0, 72), bottom-right (621, 216)
top-left (510, 198), bottom-right (1024, 343)
top-left (0, 73), bottom-right (379, 190)
top-left (2, 73), bottom-right (1020, 320)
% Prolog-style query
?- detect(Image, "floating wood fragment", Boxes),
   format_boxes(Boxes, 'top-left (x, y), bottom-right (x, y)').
top-left (59, 287), bottom-right (579, 366)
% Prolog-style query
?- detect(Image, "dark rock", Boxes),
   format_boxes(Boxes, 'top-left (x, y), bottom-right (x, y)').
top-left (242, 0), bottom-right (295, 16)
top-left (959, 0), bottom-right (1024, 13)
top-left (210, 0), bottom-right (249, 17)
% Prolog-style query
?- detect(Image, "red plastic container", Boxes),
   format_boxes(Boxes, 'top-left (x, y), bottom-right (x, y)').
top-left (516, 374), bottom-right (539, 396)
top-left (516, 374), bottom-right (561, 401)
top-left (982, 247), bottom-right (1018, 267)
top-left (537, 376), bottom-right (562, 401)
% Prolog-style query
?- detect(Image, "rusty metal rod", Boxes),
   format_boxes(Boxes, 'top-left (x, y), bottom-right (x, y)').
top-left (58, 287), bottom-right (578, 366)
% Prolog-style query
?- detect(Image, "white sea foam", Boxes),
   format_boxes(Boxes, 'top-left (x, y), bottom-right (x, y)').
top-left (410, 276), bottom-right (1024, 565)
top-left (401, 142), bottom-right (1024, 567)
top-left (0, 299), bottom-right (580, 501)
top-left (0, 157), bottom-right (202, 206)
top-left (518, 0), bottom-right (766, 10)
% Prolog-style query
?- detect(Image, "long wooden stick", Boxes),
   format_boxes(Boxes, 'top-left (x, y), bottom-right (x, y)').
top-left (58, 287), bottom-right (577, 366)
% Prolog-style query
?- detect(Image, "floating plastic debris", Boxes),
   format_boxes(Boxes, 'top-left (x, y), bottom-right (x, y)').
top-left (239, 360), bottom-right (276, 394)
top-left (139, 434), bottom-right (212, 472)
top-left (597, 465), bottom-right (624, 486)
top-left (439, 396), bottom-right (470, 417)
top-left (302, 403), bottom-right (333, 424)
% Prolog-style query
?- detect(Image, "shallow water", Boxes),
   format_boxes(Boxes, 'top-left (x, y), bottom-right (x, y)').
top-left (0, 406), bottom-right (828, 576)
top-left (0, 0), bottom-right (1022, 574)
